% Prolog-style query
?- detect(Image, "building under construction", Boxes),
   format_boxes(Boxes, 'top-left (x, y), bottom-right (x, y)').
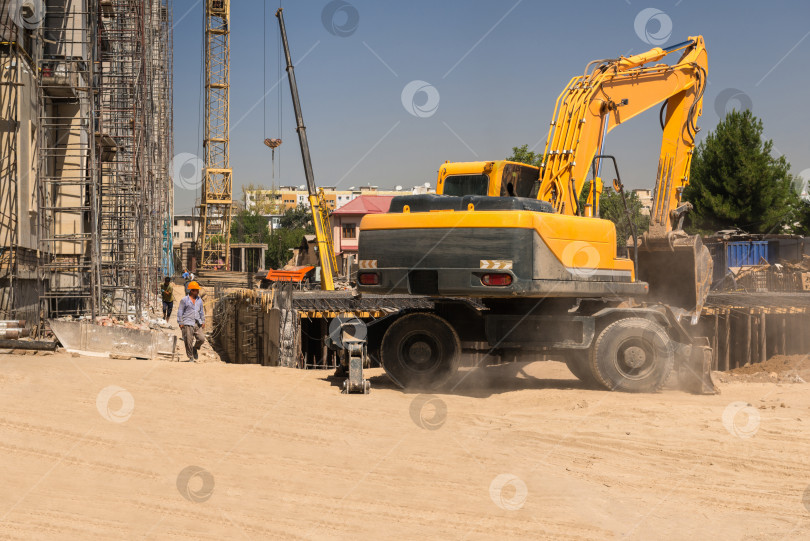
top-left (0, 0), bottom-right (174, 324)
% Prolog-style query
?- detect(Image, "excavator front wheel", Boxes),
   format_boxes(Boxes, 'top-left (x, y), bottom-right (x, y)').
top-left (590, 317), bottom-right (675, 393)
top-left (380, 312), bottom-right (461, 389)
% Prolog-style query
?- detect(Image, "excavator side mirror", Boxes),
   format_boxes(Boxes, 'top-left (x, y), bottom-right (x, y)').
top-left (612, 178), bottom-right (622, 192)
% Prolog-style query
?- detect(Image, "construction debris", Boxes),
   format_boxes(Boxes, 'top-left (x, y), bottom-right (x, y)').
top-left (49, 320), bottom-right (176, 361)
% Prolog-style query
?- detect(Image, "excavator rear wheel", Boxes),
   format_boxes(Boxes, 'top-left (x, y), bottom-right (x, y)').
top-left (380, 312), bottom-right (461, 389)
top-left (590, 317), bottom-right (675, 393)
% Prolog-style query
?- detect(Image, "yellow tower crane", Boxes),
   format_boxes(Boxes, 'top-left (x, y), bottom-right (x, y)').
top-left (199, 0), bottom-right (233, 269)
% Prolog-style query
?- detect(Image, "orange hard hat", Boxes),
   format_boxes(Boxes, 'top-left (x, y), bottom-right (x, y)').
top-left (187, 281), bottom-right (200, 290)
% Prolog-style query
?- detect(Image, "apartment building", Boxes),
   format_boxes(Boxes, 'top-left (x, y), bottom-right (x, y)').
top-left (245, 184), bottom-right (434, 213)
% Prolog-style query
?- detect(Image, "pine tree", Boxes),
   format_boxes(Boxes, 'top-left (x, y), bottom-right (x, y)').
top-left (683, 110), bottom-right (796, 234)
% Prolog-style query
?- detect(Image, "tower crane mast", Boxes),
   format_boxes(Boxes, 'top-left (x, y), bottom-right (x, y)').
top-left (199, 0), bottom-right (234, 269)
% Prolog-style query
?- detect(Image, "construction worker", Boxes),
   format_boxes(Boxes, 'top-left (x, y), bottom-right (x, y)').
top-left (183, 271), bottom-right (194, 295)
top-left (177, 281), bottom-right (205, 362)
top-left (160, 277), bottom-right (174, 320)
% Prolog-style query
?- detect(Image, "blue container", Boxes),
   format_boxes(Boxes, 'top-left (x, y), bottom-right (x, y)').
top-left (726, 241), bottom-right (769, 268)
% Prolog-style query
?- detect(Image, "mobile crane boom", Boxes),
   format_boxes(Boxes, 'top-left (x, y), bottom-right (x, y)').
top-left (276, 8), bottom-right (338, 290)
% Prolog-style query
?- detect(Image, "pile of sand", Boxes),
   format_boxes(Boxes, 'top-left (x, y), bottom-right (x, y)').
top-left (719, 354), bottom-right (809, 384)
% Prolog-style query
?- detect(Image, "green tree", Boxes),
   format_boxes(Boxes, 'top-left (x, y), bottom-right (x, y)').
top-left (230, 210), bottom-right (271, 244)
top-left (598, 190), bottom-right (650, 247)
top-left (506, 144), bottom-right (543, 167)
top-left (280, 204), bottom-right (313, 230)
top-left (683, 110), bottom-right (796, 234)
top-left (266, 227), bottom-right (309, 269)
top-left (792, 201), bottom-right (810, 235)
top-left (262, 206), bottom-right (316, 269)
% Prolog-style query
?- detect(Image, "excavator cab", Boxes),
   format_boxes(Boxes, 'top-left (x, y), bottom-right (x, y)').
top-left (437, 161), bottom-right (540, 198)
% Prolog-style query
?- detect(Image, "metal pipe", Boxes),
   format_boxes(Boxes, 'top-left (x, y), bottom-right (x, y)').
top-left (0, 339), bottom-right (57, 351)
top-left (0, 329), bottom-right (31, 339)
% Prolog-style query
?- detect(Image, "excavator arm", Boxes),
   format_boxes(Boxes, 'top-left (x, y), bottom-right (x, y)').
top-left (538, 36), bottom-right (707, 230)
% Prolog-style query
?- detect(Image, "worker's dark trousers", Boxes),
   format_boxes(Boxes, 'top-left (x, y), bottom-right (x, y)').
top-left (163, 301), bottom-right (173, 319)
top-left (181, 324), bottom-right (205, 360)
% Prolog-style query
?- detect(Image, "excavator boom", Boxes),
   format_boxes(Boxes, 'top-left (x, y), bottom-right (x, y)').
top-left (536, 36), bottom-right (711, 318)
top-left (538, 37), bottom-right (707, 224)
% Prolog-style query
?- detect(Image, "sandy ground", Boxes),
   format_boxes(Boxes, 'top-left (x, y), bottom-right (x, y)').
top-left (1, 352), bottom-right (810, 540)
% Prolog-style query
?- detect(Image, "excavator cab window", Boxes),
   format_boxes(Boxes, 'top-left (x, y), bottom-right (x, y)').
top-left (443, 174), bottom-right (489, 196)
top-left (500, 164), bottom-right (540, 198)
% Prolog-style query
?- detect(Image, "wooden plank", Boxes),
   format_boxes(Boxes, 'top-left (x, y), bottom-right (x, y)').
top-left (760, 310), bottom-right (767, 364)
top-left (744, 310), bottom-right (751, 367)
top-left (723, 309), bottom-right (731, 372)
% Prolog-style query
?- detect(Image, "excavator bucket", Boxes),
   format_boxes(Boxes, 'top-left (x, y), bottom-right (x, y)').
top-left (642, 233), bottom-right (718, 395)
top-left (677, 337), bottom-right (719, 395)
top-left (637, 232), bottom-right (713, 323)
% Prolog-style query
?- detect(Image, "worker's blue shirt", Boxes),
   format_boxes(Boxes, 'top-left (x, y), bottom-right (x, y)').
top-left (177, 296), bottom-right (205, 326)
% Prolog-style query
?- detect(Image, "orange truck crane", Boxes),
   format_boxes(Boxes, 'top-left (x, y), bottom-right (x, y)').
top-left (356, 37), bottom-right (715, 394)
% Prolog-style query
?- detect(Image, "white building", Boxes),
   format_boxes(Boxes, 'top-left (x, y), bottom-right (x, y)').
top-left (172, 214), bottom-right (199, 242)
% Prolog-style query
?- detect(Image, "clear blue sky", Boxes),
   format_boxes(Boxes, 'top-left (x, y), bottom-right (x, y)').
top-left (172, 0), bottom-right (810, 213)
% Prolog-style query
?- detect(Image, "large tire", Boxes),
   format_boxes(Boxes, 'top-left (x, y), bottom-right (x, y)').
top-left (564, 350), bottom-right (597, 386)
top-left (590, 317), bottom-right (675, 393)
top-left (380, 312), bottom-right (461, 389)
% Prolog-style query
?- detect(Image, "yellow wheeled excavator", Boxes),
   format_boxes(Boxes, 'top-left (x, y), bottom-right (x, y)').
top-left (356, 37), bottom-right (716, 394)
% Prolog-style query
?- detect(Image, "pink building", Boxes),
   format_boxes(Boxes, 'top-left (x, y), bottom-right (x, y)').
top-left (331, 195), bottom-right (394, 274)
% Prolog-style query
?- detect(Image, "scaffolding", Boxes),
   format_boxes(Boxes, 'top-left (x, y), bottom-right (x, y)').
top-left (199, 0), bottom-right (232, 270)
top-left (96, 0), bottom-right (174, 316)
top-left (0, 20), bottom-right (21, 319)
top-left (0, 0), bottom-right (173, 323)
top-left (0, 5), bottom-right (42, 323)
top-left (36, 0), bottom-right (101, 317)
